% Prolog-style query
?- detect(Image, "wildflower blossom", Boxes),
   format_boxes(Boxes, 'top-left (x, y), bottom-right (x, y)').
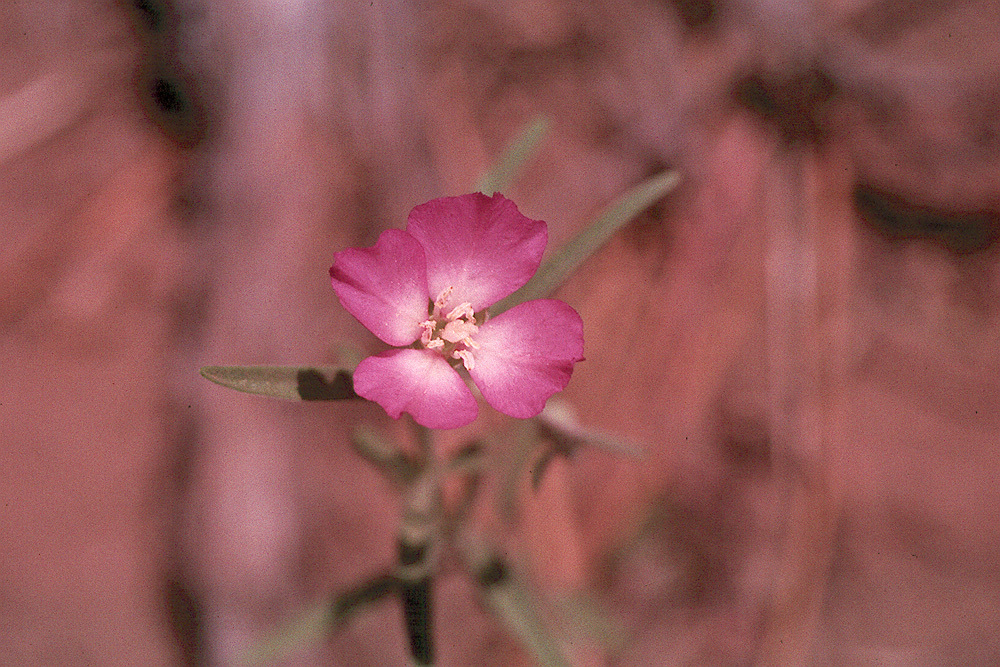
top-left (330, 193), bottom-right (584, 429)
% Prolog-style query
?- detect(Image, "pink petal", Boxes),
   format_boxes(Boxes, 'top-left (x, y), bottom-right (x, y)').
top-left (468, 299), bottom-right (584, 419)
top-left (330, 229), bottom-right (430, 346)
top-left (353, 348), bottom-right (479, 429)
top-left (406, 193), bottom-right (546, 311)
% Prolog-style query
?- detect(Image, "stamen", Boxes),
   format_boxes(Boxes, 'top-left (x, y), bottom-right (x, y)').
top-left (453, 349), bottom-right (475, 370)
top-left (441, 319), bottom-right (478, 344)
top-left (419, 319), bottom-right (437, 347)
top-left (421, 289), bottom-right (479, 367)
top-left (445, 302), bottom-right (475, 322)
top-left (432, 287), bottom-right (454, 317)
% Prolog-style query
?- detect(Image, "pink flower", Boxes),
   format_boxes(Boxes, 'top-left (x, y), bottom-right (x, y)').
top-left (330, 193), bottom-right (584, 429)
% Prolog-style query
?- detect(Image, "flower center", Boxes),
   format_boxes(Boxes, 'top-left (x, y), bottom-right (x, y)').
top-left (419, 287), bottom-right (480, 370)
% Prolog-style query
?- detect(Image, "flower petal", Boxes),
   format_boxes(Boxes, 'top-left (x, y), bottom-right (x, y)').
top-left (353, 348), bottom-right (479, 429)
top-left (406, 193), bottom-right (546, 311)
top-left (468, 299), bottom-right (584, 419)
top-left (330, 229), bottom-right (429, 346)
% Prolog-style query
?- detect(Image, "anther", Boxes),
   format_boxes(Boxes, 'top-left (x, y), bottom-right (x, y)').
top-left (453, 349), bottom-right (475, 370)
top-left (432, 287), bottom-right (454, 317)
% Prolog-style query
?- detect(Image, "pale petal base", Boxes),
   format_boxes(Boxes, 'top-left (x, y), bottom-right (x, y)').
top-left (353, 348), bottom-right (479, 429)
top-left (470, 299), bottom-right (585, 419)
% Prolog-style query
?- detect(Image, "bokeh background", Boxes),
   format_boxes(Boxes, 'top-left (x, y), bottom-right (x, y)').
top-left (3, 0), bottom-right (1000, 664)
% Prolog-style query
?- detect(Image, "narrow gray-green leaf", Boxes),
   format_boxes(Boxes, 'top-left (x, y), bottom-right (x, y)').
top-left (240, 601), bottom-right (333, 666)
top-left (240, 575), bottom-right (398, 666)
top-left (200, 365), bottom-right (357, 401)
top-left (475, 116), bottom-right (550, 196)
top-left (476, 556), bottom-right (572, 667)
top-left (556, 592), bottom-right (628, 657)
top-left (492, 169), bottom-right (681, 315)
top-left (352, 426), bottom-right (417, 486)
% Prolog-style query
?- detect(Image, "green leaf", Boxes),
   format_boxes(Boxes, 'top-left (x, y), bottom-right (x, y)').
top-left (447, 440), bottom-right (485, 474)
top-left (239, 575), bottom-right (398, 666)
top-left (473, 554), bottom-right (572, 667)
top-left (475, 116), bottom-right (551, 196)
top-left (239, 601), bottom-right (332, 666)
top-left (492, 169), bottom-right (681, 316)
top-left (530, 399), bottom-right (643, 489)
top-left (555, 592), bottom-right (628, 657)
top-left (199, 365), bottom-right (357, 401)
top-left (352, 426), bottom-right (418, 486)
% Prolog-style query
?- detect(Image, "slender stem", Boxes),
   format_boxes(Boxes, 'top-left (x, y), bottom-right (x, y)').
top-left (400, 578), bottom-right (433, 665)
top-left (397, 423), bottom-right (441, 665)
top-left (415, 421), bottom-right (434, 462)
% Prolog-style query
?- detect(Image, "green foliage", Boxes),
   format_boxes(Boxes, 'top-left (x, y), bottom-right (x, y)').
top-left (467, 548), bottom-right (572, 667)
top-left (492, 169), bottom-right (681, 316)
top-left (475, 116), bottom-right (551, 196)
top-left (199, 365), bottom-right (357, 401)
top-left (239, 575), bottom-right (398, 666)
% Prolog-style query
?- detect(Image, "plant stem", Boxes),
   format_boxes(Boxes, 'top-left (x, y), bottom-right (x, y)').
top-left (397, 423), bottom-right (441, 665)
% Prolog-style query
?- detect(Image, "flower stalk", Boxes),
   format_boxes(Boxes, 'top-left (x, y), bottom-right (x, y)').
top-left (396, 424), bottom-right (442, 666)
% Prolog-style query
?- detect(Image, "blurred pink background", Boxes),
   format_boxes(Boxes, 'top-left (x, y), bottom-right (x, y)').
top-left (3, 0), bottom-right (1000, 664)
